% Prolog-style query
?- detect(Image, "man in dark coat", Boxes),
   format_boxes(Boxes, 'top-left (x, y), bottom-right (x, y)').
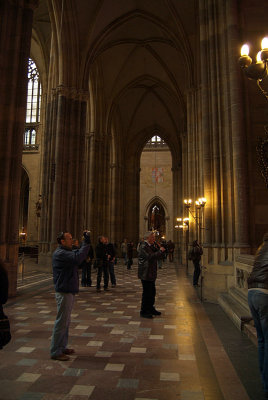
top-left (0, 261), bottom-right (11, 350)
top-left (138, 231), bottom-right (166, 318)
top-left (105, 237), bottom-right (116, 287)
top-left (189, 240), bottom-right (203, 286)
top-left (50, 231), bottom-right (90, 361)
top-left (81, 244), bottom-right (94, 287)
top-left (248, 233), bottom-right (268, 398)
top-left (0, 261), bottom-right (8, 319)
top-left (95, 236), bottom-right (109, 291)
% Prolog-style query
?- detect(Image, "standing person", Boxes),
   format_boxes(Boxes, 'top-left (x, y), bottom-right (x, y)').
top-left (189, 240), bottom-right (203, 287)
top-left (127, 241), bottom-right (134, 270)
top-left (81, 244), bottom-right (94, 287)
top-left (50, 231), bottom-right (91, 361)
top-left (0, 261), bottom-right (11, 350)
top-left (248, 233), bottom-right (268, 398)
top-left (167, 240), bottom-right (175, 262)
top-left (138, 231), bottom-right (166, 318)
top-left (105, 237), bottom-right (116, 287)
top-left (95, 236), bottom-right (109, 292)
top-left (121, 238), bottom-right (128, 264)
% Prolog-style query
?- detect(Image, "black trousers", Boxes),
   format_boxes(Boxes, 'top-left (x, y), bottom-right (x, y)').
top-left (141, 280), bottom-right (156, 314)
top-left (97, 264), bottom-right (109, 289)
top-left (193, 261), bottom-right (201, 285)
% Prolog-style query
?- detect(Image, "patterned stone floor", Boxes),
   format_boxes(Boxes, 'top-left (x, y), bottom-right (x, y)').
top-left (0, 260), bottom-right (260, 400)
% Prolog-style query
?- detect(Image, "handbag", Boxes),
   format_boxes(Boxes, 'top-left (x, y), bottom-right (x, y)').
top-left (0, 316), bottom-right (11, 349)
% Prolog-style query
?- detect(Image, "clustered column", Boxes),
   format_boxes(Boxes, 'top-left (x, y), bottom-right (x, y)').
top-left (198, 0), bottom-right (250, 264)
top-left (0, 0), bottom-right (38, 295)
top-left (39, 86), bottom-right (88, 265)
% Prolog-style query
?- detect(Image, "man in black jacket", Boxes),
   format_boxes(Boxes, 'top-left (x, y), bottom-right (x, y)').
top-left (95, 236), bottom-right (109, 291)
top-left (138, 231), bottom-right (165, 318)
top-left (0, 261), bottom-right (10, 350)
top-left (50, 231), bottom-right (90, 361)
top-left (248, 232), bottom-right (268, 398)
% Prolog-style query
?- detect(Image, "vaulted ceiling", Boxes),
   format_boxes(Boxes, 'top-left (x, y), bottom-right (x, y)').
top-left (33, 0), bottom-right (200, 156)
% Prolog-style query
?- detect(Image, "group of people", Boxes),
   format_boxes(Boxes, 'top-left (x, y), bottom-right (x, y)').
top-left (71, 235), bottom-right (117, 291)
top-left (1, 229), bottom-right (268, 398)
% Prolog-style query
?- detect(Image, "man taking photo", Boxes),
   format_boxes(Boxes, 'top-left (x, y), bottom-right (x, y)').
top-left (50, 230), bottom-right (91, 361)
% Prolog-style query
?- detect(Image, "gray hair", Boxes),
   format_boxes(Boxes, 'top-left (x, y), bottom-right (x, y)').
top-left (143, 231), bottom-right (155, 240)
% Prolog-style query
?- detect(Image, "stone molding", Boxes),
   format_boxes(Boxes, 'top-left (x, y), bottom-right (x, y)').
top-left (52, 85), bottom-right (89, 101)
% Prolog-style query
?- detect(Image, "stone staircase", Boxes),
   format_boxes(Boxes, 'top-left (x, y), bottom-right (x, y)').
top-left (218, 286), bottom-right (257, 345)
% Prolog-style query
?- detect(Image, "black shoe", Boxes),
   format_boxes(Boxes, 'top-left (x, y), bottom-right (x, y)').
top-left (152, 309), bottom-right (161, 316)
top-left (104, 287), bottom-right (109, 291)
top-left (140, 312), bottom-right (153, 319)
top-left (193, 284), bottom-right (200, 287)
top-left (96, 287), bottom-right (101, 292)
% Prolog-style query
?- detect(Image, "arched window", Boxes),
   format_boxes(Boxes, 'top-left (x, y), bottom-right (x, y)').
top-left (24, 58), bottom-right (42, 149)
top-left (146, 135), bottom-right (167, 149)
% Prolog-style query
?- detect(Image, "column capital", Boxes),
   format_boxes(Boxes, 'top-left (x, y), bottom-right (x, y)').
top-left (53, 85), bottom-right (89, 101)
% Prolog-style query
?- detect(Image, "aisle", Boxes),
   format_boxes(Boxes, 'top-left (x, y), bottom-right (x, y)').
top-left (0, 261), bottom-right (255, 399)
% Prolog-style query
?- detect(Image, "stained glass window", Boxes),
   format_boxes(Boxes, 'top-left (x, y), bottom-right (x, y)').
top-left (24, 58), bottom-right (42, 147)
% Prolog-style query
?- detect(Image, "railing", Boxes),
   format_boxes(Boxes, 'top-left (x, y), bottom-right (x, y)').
top-left (234, 254), bottom-right (254, 292)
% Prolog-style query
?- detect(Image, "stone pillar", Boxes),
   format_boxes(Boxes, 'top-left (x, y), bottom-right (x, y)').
top-left (39, 86), bottom-right (88, 266)
top-left (0, 0), bottom-right (38, 296)
top-left (226, 0), bottom-right (250, 249)
top-left (199, 0), bottom-right (213, 257)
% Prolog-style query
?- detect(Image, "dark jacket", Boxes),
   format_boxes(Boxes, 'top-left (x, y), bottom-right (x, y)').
top-left (80, 245), bottom-right (94, 267)
top-left (189, 245), bottom-right (203, 262)
top-left (52, 240), bottom-right (90, 294)
top-left (248, 239), bottom-right (268, 289)
top-left (138, 241), bottom-right (164, 281)
top-left (0, 264), bottom-right (8, 305)
top-left (127, 242), bottom-right (134, 259)
top-left (106, 242), bottom-right (115, 260)
top-left (95, 242), bottom-right (108, 267)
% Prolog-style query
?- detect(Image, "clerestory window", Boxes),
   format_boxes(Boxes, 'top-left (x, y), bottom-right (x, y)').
top-left (24, 58), bottom-right (42, 149)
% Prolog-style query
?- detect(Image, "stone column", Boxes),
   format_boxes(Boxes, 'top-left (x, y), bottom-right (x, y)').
top-left (39, 86), bottom-right (88, 266)
top-left (226, 0), bottom-right (250, 249)
top-left (199, 0), bottom-right (212, 256)
top-left (0, 0), bottom-right (38, 296)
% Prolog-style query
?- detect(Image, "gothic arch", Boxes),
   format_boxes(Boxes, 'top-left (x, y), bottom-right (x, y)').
top-left (145, 196), bottom-right (169, 237)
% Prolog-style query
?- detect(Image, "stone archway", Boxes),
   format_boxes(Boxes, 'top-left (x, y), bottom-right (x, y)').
top-left (148, 201), bottom-right (166, 236)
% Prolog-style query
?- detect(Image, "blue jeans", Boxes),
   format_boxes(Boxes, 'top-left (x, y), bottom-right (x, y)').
top-left (248, 289), bottom-right (268, 392)
top-left (50, 292), bottom-right (75, 357)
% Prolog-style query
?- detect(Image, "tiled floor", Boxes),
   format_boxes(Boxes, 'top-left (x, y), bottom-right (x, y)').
top-left (0, 260), bottom-right (262, 399)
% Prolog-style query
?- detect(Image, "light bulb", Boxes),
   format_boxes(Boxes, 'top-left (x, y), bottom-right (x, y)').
top-left (261, 37), bottom-right (268, 50)
top-left (241, 44), bottom-right (249, 56)
top-left (257, 51), bottom-right (262, 62)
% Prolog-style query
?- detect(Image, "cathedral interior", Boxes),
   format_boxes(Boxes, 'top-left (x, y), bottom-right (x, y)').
top-left (1, 0), bottom-right (268, 399)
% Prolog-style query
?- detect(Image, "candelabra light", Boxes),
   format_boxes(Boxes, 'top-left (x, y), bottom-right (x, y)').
top-left (239, 37), bottom-right (268, 188)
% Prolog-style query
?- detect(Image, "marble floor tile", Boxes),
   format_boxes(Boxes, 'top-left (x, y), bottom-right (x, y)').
top-left (104, 363), bottom-right (125, 371)
top-left (0, 261), bottom-right (253, 400)
top-left (69, 384), bottom-right (95, 396)
top-left (17, 373), bottom-right (41, 382)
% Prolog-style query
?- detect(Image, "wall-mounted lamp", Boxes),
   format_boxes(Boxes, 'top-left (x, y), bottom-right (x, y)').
top-left (239, 37), bottom-right (268, 188)
top-left (239, 37), bottom-right (268, 96)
